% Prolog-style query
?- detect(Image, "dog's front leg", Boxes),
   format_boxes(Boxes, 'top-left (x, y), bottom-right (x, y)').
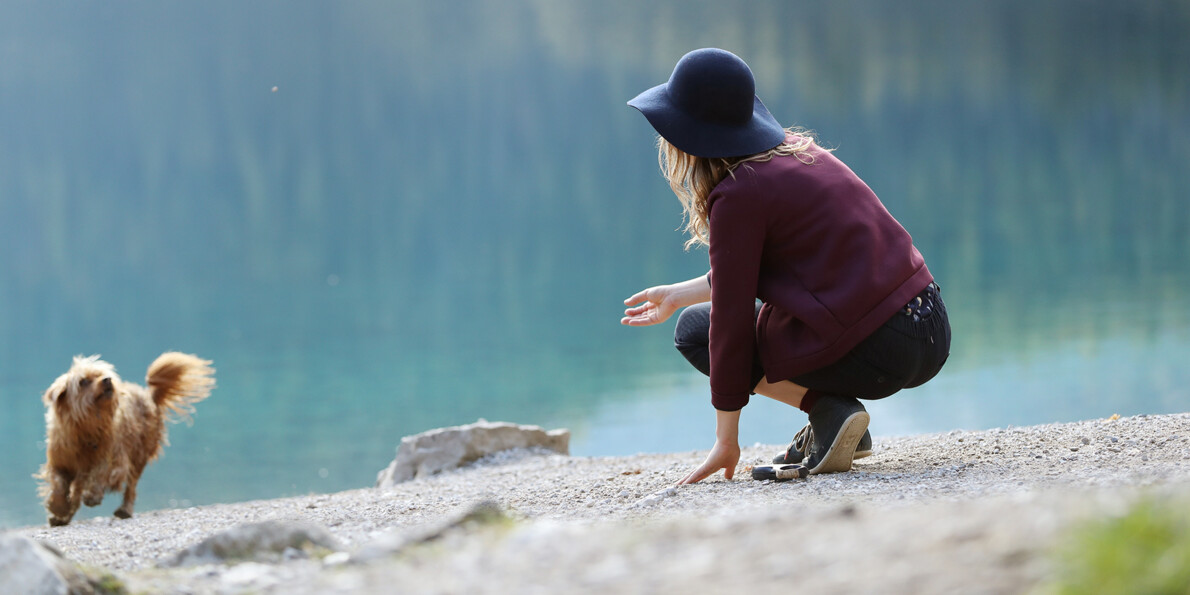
top-left (114, 474), bottom-right (139, 519)
top-left (46, 468), bottom-right (79, 526)
top-left (83, 482), bottom-right (106, 507)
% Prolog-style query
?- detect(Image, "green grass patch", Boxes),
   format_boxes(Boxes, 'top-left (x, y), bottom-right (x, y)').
top-left (1045, 498), bottom-right (1190, 595)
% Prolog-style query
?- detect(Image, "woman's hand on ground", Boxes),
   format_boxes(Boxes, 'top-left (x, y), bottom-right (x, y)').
top-left (621, 285), bottom-right (678, 326)
top-left (677, 439), bottom-right (741, 485)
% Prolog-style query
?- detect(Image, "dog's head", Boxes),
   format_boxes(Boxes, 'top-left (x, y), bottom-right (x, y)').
top-left (43, 355), bottom-right (121, 426)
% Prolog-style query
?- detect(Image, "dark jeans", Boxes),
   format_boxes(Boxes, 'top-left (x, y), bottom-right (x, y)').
top-left (673, 284), bottom-right (951, 400)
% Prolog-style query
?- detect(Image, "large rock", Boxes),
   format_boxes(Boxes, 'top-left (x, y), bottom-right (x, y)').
top-left (376, 420), bottom-right (570, 487)
top-left (0, 534), bottom-right (97, 595)
top-left (164, 520), bottom-right (342, 567)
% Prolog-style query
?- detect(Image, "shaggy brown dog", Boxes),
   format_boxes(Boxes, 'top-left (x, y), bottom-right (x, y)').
top-left (36, 352), bottom-right (215, 526)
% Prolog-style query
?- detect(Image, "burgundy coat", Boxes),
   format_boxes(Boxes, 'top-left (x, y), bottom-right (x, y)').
top-left (706, 142), bottom-right (933, 411)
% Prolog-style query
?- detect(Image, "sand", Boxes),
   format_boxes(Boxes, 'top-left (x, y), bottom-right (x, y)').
top-left (10, 412), bottom-right (1190, 594)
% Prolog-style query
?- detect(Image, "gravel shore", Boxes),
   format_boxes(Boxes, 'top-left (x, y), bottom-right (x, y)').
top-left (11, 412), bottom-right (1190, 594)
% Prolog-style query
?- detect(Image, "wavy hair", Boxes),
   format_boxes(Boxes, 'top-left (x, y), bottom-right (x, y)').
top-left (658, 128), bottom-right (822, 249)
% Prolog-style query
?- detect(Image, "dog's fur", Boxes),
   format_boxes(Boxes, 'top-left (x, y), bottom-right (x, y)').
top-left (36, 352), bottom-right (214, 526)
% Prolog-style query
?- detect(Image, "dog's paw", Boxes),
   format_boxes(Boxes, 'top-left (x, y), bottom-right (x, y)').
top-left (83, 494), bottom-right (104, 507)
top-left (48, 516), bottom-right (71, 527)
top-left (113, 508), bottom-right (132, 520)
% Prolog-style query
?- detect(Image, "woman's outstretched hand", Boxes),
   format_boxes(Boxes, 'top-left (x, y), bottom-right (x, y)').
top-left (621, 274), bottom-right (712, 327)
top-left (621, 285), bottom-right (679, 326)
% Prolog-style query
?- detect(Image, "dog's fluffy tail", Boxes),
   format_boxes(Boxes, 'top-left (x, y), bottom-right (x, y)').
top-left (146, 352), bottom-right (215, 423)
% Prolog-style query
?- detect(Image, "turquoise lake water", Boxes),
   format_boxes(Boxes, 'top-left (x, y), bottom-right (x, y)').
top-left (1, 1), bottom-right (1187, 528)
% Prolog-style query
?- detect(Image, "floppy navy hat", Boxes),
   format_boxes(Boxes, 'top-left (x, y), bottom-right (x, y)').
top-left (628, 48), bottom-right (785, 159)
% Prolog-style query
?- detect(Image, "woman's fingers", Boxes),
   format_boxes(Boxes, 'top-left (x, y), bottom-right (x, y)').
top-left (622, 315), bottom-right (658, 326)
top-left (622, 303), bottom-right (663, 326)
top-left (623, 289), bottom-right (650, 306)
top-left (676, 441), bottom-right (740, 484)
top-left (622, 286), bottom-right (676, 326)
top-left (679, 466), bottom-right (711, 485)
top-left (623, 290), bottom-right (654, 326)
top-left (677, 461), bottom-right (717, 485)
top-left (623, 304), bottom-right (650, 316)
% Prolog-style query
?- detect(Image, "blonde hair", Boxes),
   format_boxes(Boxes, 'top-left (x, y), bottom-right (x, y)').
top-left (659, 128), bottom-right (821, 249)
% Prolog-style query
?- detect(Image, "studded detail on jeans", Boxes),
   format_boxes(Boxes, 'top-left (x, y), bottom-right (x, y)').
top-left (903, 283), bottom-right (940, 322)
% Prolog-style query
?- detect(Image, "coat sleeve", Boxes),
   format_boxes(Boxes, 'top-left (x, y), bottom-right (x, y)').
top-left (706, 187), bottom-right (766, 411)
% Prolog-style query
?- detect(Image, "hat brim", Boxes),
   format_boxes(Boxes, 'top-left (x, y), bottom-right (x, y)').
top-left (628, 83), bottom-right (785, 159)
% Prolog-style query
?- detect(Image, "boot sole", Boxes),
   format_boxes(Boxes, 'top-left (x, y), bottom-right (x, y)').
top-left (807, 411), bottom-right (870, 475)
top-left (772, 447), bottom-right (873, 465)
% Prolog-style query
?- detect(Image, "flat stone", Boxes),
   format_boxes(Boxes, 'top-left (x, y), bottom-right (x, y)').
top-left (164, 521), bottom-right (342, 567)
top-left (376, 419), bottom-right (570, 487)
